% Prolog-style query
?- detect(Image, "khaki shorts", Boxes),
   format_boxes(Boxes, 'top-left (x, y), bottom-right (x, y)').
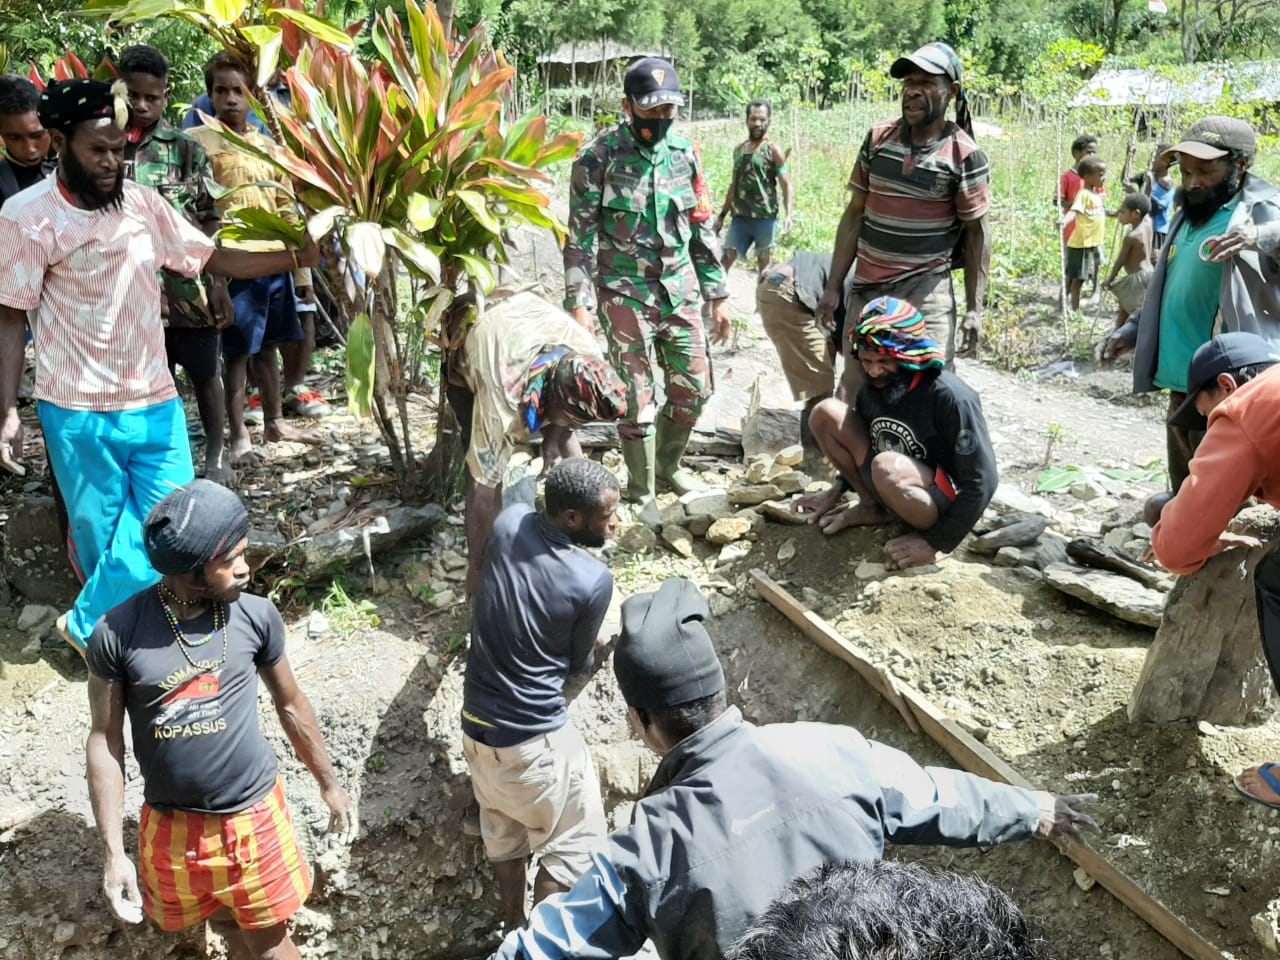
top-left (842, 271), bottom-right (956, 398)
top-left (757, 267), bottom-right (836, 402)
top-left (462, 722), bottom-right (607, 887)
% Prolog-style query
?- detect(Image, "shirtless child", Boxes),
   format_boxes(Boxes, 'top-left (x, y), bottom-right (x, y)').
top-left (1101, 193), bottom-right (1154, 328)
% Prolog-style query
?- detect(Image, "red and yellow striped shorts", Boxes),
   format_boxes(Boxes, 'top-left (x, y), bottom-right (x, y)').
top-left (139, 778), bottom-right (312, 932)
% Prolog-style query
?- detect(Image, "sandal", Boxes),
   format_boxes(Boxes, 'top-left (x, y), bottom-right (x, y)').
top-left (1233, 762), bottom-right (1280, 810)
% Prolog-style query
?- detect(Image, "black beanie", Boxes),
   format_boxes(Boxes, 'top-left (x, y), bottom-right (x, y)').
top-left (144, 479), bottom-right (250, 576)
top-left (615, 579), bottom-right (724, 710)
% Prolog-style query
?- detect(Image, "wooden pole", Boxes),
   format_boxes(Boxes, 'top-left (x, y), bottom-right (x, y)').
top-left (749, 570), bottom-right (1228, 960)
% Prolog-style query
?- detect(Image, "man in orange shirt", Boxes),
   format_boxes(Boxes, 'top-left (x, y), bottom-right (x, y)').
top-left (1150, 331), bottom-right (1280, 809)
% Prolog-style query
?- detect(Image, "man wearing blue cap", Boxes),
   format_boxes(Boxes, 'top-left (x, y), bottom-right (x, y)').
top-left (490, 578), bottom-right (1097, 960)
top-left (565, 57), bottom-right (731, 528)
top-left (1150, 331), bottom-right (1280, 810)
top-left (817, 42), bottom-right (992, 397)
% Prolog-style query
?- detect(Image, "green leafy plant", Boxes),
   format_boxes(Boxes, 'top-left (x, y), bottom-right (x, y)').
top-left (189, 0), bottom-right (580, 499)
top-left (320, 578), bottom-right (381, 634)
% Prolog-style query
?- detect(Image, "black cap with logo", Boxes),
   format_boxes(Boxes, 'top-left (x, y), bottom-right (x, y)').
top-left (624, 57), bottom-right (684, 109)
top-left (1168, 331), bottom-right (1280, 429)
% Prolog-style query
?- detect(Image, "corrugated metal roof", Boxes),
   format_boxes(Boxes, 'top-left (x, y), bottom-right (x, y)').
top-left (536, 41), bottom-right (670, 66)
top-left (1070, 60), bottom-right (1280, 108)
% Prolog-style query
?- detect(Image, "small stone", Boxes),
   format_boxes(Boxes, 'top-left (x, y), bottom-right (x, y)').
top-left (20, 638), bottom-right (41, 657)
top-left (758, 500), bottom-right (809, 525)
top-left (439, 549), bottom-right (468, 572)
top-left (688, 515), bottom-right (714, 537)
top-left (1132, 522), bottom-right (1153, 539)
top-left (431, 589), bottom-right (456, 609)
top-left (1196, 720), bottom-right (1219, 737)
top-left (709, 591), bottom-right (737, 616)
top-left (618, 525), bottom-right (659, 553)
top-left (777, 539), bottom-right (797, 563)
top-left (706, 517), bottom-right (753, 545)
top-left (717, 541), bottom-right (753, 565)
top-left (661, 524), bottom-right (695, 558)
top-left (1070, 479), bottom-right (1105, 502)
top-left (1252, 897), bottom-right (1280, 955)
top-left (774, 444), bottom-right (804, 467)
top-left (1103, 527), bottom-right (1129, 550)
top-left (307, 612), bottom-right (331, 638)
top-left (681, 489), bottom-right (733, 518)
top-left (16, 604), bottom-right (59, 633)
top-left (52, 921), bottom-right (76, 945)
top-left (744, 455), bottom-right (773, 484)
top-left (660, 501), bottom-right (687, 526)
top-left (728, 483), bottom-right (783, 507)
top-left (1073, 867), bottom-right (1097, 892)
top-left (771, 471), bottom-right (810, 495)
top-left (854, 560), bottom-right (888, 579)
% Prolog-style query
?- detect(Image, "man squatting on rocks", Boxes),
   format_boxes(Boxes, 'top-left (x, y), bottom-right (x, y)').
top-left (1148, 332), bottom-right (1280, 812)
top-left (118, 43), bottom-right (237, 486)
top-left (0, 79), bottom-right (321, 656)
top-left (755, 251), bottom-right (855, 465)
top-left (795, 297), bottom-right (997, 570)
top-left (818, 42), bottom-right (991, 396)
top-left (728, 860), bottom-right (1048, 960)
top-left (87, 479), bottom-right (355, 960)
top-left (1103, 116), bottom-right (1280, 494)
top-left (444, 287), bottom-right (628, 599)
top-left (565, 58), bottom-right (732, 528)
top-left (713, 98), bottom-right (793, 275)
top-left (462, 458), bottom-right (621, 931)
top-left (490, 578), bottom-right (1097, 960)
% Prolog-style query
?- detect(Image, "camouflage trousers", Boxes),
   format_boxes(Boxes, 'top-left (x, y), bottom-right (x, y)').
top-left (598, 291), bottom-right (713, 441)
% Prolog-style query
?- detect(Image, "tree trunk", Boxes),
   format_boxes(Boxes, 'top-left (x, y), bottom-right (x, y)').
top-left (1128, 543), bottom-right (1277, 726)
top-left (438, 0), bottom-right (456, 37)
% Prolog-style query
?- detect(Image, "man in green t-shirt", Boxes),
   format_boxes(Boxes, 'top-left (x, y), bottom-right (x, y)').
top-left (714, 99), bottom-right (793, 275)
top-left (1103, 116), bottom-right (1280, 492)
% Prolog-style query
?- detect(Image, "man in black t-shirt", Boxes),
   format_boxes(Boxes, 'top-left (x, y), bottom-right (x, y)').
top-left (463, 458), bottom-right (619, 932)
top-left (794, 296), bottom-right (997, 569)
top-left (86, 480), bottom-right (354, 958)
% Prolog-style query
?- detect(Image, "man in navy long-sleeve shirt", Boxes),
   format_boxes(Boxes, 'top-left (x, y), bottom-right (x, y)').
top-left (462, 458), bottom-right (621, 932)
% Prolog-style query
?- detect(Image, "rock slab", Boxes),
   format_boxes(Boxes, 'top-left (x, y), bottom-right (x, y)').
top-left (1043, 563), bottom-right (1166, 628)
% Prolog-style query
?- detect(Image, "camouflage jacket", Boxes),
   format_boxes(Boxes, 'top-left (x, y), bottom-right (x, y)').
top-left (126, 121), bottom-right (220, 328)
top-left (564, 122), bottom-right (727, 311)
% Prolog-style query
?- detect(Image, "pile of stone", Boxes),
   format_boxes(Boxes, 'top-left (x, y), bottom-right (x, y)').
top-left (616, 444), bottom-right (816, 571)
top-left (968, 484), bottom-right (1171, 628)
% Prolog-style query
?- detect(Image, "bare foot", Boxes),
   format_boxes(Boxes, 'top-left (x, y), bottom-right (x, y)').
top-left (884, 533), bottom-right (939, 569)
top-left (817, 500), bottom-right (890, 535)
top-left (204, 459), bottom-right (237, 488)
top-left (265, 419), bottom-right (323, 446)
top-left (228, 436), bottom-right (266, 469)
top-left (792, 487), bottom-right (844, 523)
top-left (1234, 763), bottom-right (1280, 807)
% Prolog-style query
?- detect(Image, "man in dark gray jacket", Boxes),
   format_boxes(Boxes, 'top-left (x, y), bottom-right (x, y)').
top-left (1103, 116), bottom-right (1280, 492)
top-left (490, 579), bottom-right (1096, 960)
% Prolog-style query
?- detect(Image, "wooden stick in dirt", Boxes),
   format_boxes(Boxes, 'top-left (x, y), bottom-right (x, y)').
top-left (749, 569), bottom-right (1227, 960)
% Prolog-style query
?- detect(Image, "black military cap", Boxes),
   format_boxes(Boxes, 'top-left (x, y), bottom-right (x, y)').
top-left (624, 58), bottom-right (684, 109)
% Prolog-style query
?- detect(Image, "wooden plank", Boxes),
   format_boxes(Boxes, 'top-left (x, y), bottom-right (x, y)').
top-left (750, 570), bottom-right (919, 734)
top-left (751, 569), bottom-right (1226, 960)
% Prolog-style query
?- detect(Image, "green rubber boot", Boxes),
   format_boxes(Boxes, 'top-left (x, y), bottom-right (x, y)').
top-left (655, 415), bottom-right (707, 495)
top-left (620, 435), bottom-right (661, 528)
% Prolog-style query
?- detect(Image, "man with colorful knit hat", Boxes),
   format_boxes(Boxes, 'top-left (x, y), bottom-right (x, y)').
top-left (795, 296), bottom-right (997, 568)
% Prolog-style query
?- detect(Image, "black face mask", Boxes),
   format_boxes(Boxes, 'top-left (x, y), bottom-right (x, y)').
top-left (630, 114), bottom-right (673, 146)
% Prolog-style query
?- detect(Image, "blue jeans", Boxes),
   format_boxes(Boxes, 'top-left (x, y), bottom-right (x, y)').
top-left (37, 398), bottom-right (195, 648)
top-left (725, 216), bottom-right (778, 259)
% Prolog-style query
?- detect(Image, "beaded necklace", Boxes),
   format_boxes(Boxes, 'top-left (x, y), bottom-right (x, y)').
top-left (157, 585), bottom-right (228, 670)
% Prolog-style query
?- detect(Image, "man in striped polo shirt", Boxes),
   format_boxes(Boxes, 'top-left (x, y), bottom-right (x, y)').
top-left (817, 42), bottom-right (992, 398)
top-left (0, 79), bottom-right (319, 656)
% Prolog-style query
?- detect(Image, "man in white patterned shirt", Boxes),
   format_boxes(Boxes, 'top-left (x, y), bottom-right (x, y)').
top-left (0, 79), bottom-right (319, 656)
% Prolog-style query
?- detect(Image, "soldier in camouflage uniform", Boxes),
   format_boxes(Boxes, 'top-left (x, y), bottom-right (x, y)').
top-left (119, 45), bottom-right (234, 485)
top-left (565, 58), bottom-right (731, 526)
top-left (714, 99), bottom-right (793, 275)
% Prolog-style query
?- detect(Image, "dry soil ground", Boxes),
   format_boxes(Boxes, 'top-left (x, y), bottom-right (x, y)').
top-left (2, 250), bottom-right (1279, 960)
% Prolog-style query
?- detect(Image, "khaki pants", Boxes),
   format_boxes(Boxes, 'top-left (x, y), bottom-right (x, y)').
top-left (841, 271), bottom-right (956, 399)
top-left (757, 266), bottom-right (836, 402)
top-left (462, 722), bottom-right (607, 887)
